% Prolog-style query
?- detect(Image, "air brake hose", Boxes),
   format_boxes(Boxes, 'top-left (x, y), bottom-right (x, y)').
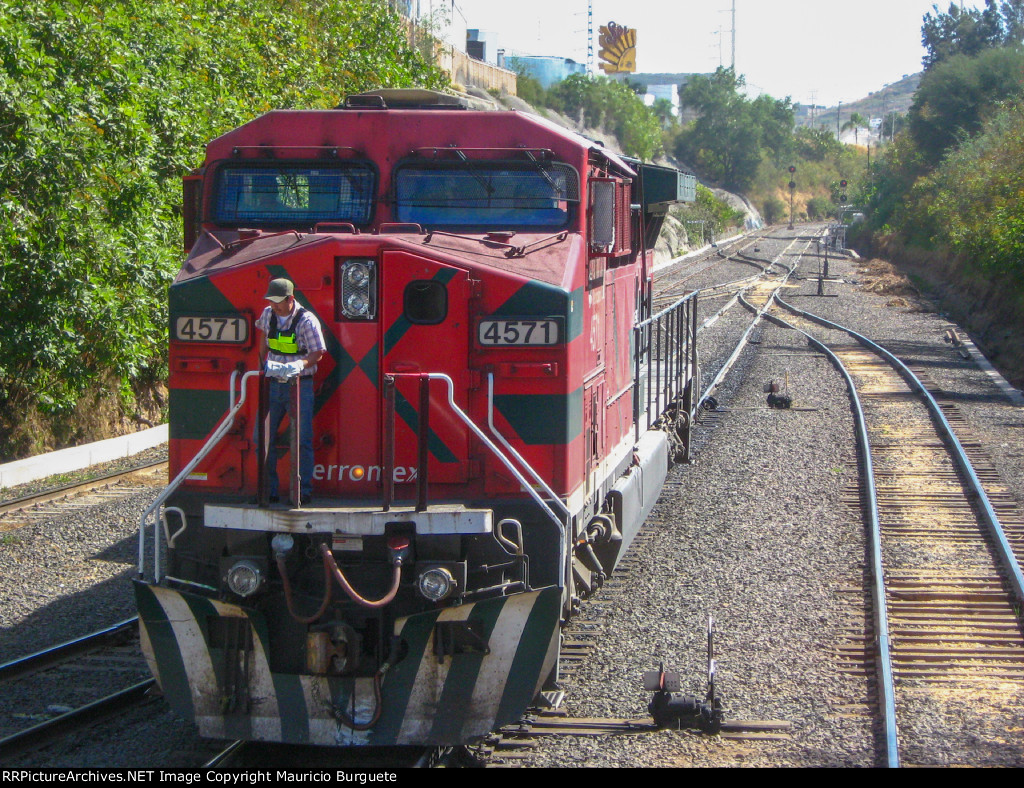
top-left (331, 637), bottom-right (401, 731)
top-left (276, 551), bottom-right (333, 624)
top-left (574, 534), bottom-right (607, 590)
top-left (319, 543), bottom-right (403, 609)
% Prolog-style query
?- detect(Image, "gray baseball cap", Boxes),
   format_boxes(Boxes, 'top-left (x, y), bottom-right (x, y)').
top-left (264, 278), bottom-right (294, 303)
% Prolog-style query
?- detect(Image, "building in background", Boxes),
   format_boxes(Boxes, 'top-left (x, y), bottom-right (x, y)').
top-left (391, 2), bottom-right (517, 94)
top-left (466, 29), bottom-right (500, 65)
top-left (643, 83), bottom-right (679, 116)
top-left (504, 55), bottom-right (588, 89)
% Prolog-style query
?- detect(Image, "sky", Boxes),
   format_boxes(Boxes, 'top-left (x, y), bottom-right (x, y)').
top-left (418, 0), bottom-right (978, 106)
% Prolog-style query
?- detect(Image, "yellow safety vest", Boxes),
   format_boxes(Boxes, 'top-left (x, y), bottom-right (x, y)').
top-left (267, 307), bottom-right (306, 357)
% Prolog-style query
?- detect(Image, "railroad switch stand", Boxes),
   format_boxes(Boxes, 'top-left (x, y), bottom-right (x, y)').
top-left (765, 376), bottom-right (793, 409)
top-left (644, 618), bottom-right (724, 733)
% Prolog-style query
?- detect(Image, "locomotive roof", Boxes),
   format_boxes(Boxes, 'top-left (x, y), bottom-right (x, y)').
top-left (203, 105), bottom-right (636, 178)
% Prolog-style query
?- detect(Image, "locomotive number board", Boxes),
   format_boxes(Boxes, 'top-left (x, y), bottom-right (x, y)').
top-left (174, 314), bottom-right (250, 344)
top-left (477, 318), bottom-right (561, 347)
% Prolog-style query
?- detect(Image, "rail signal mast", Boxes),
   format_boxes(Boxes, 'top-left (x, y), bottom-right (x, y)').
top-left (788, 165), bottom-right (796, 230)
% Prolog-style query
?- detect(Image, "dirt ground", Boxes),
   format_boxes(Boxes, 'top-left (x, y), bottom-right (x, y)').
top-left (854, 255), bottom-right (1024, 389)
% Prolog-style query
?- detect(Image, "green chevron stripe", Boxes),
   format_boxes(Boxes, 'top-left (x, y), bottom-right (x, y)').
top-left (169, 277), bottom-right (238, 314)
top-left (273, 673), bottom-right (310, 743)
top-left (383, 266), bottom-right (458, 355)
top-left (169, 388), bottom-right (230, 441)
top-left (178, 593), bottom-right (256, 740)
top-left (242, 608), bottom-right (308, 742)
top-left (493, 388), bottom-right (582, 445)
top-left (394, 389), bottom-right (459, 464)
top-left (492, 282), bottom-right (583, 342)
top-left (357, 344), bottom-right (379, 387)
top-left (133, 581), bottom-right (194, 721)
top-left (494, 587), bottom-right (562, 726)
top-left (373, 608), bottom-right (443, 741)
top-left (383, 313), bottom-right (412, 356)
top-left (428, 596), bottom-right (509, 743)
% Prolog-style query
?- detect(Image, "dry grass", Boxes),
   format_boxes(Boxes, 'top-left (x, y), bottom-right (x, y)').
top-left (857, 259), bottom-right (921, 299)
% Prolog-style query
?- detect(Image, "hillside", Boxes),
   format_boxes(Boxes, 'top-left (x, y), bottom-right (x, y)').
top-left (797, 72), bottom-right (921, 142)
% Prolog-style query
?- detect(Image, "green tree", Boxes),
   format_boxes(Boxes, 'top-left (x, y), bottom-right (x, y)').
top-left (908, 46), bottom-right (1024, 165)
top-left (926, 100), bottom-right (1024, 280)
top-left (793, 127), bottom-right (844, 161)
top-left (675, 68), bottom-right (794, 191)
top-left (1003, 0), bottom-right (1024, 42)
top-left (0, 0), bottom-right (446, 457)
top-left (545, 74), bottom-right (663, 160)
top-left (922, 1), bottom-right (1005, 68)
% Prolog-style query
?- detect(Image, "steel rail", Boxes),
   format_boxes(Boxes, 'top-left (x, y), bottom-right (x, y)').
top-left (776, 297), bottom-right (1024, 608)
top-left (696, 233), bottom-right (814, 410)
top-left (0, 679), bottom-right (155, 760)
top-left (0, 460), bottom-right (167, 517)
top-left (756, 304), bottom-right (900, 769)
top-left (652, 237), bottom-right (767, 306)
top-left (202, 740), bottom-right (246, 768)
top-left (0, 617), bottom-right (139, 685)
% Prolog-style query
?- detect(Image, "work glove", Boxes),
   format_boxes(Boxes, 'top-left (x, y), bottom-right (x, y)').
top-left (265, 359), bottom-right (302, 381)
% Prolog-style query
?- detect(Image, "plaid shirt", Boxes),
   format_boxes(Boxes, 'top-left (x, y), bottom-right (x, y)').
top-left (256, 305), bottom-right (326, 377)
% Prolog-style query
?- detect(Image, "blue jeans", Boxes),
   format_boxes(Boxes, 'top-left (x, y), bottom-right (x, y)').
top-left (264, 376), bottom-right (314, 500)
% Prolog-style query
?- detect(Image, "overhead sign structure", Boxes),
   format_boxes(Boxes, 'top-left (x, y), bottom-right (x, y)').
top-left (598, 21), bottom-right (637, 73)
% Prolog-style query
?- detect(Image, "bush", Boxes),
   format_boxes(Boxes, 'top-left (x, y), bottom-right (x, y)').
top-left (669, 185), bottom-right (745, 242)
top-left (541, 74), bottom-right (663, 161)
top-left (0, 0), bottom-right (445, 457)
top-left (805, 196), bottom-right (832, 220)
top-left (926, 100), bottom-right (1024, 282)
top-left (762, 197), bottom-right (788, 225)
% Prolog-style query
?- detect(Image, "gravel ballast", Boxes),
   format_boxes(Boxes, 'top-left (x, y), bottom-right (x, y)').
top-left (2, 226), bottom-right (1022, 767)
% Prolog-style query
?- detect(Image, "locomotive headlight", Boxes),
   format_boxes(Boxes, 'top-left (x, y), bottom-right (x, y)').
top-left (226, 559), bottom-right (264, 597)
top-left (345, 291), bottom-right (369, 316)
top-left (417, 567), bottom-right (456, 602)
top-left (345, 261), bottom-right (371, 287)
top-left (339, 259), bottom-right (376, 319)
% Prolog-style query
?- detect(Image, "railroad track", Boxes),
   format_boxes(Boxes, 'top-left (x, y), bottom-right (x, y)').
top-left (475, 522), bottom-right (793, 766)
top-left (0, 618), bottom-right (155, 762)
top-left (0, 459), bottom-right (168, 532)
top-left (767, 298), bottom-right (1024, 767)
top-left (652, 235), bottom-right (769, 311)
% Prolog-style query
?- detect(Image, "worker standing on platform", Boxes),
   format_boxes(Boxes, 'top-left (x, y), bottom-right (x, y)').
top-left (256, 278), bottom-right (326, 504)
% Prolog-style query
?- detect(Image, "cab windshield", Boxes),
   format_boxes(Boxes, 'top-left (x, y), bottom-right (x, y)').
top-left (395, 162), bottom-right (578, 229)
top-left (212, 163), bottom-right (376, 226)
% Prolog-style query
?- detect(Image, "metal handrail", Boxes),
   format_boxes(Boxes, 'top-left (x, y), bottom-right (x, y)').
top-left (391, 372), bottom-right (564, 528)
top-left (486, 373), bottom-right (570, 518)
top-left (633, 291), bottom-right (698, 442)
top-left (138, 369), bottom-right (261, 582)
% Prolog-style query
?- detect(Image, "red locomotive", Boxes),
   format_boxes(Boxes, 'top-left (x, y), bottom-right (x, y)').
top-left (136, 89), bottom-right (697, 746)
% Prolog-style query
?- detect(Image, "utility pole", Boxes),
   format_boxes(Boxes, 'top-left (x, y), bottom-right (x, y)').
top-left (731, 0), bottom-right (736, 70)
top-left (588, 0), bottom-right (593, 73)
top-left (837, 100), bottom-right (842, 138)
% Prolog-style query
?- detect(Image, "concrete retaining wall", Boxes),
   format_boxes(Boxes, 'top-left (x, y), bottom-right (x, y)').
top-left (0, 426), bottom-right (168, 490)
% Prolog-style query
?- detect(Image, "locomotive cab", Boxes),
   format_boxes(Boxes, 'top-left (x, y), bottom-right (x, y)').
top-left (136, 90), bottom-right (696, 746)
